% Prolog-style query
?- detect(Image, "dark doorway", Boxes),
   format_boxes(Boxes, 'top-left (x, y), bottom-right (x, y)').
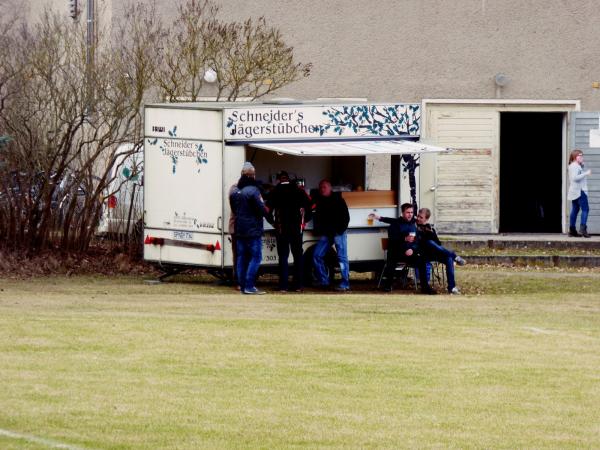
top-left (500, 112), bottom-right (563, 233)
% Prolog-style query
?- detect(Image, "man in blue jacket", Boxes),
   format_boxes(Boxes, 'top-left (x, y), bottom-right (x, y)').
top-left (229, 162), bottom-right (270, 295)
top-left (374, 203), bottom-right (435, 294)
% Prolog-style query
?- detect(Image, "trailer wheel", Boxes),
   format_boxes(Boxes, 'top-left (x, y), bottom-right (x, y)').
top-left (130, 219), bottom-right (144, 259)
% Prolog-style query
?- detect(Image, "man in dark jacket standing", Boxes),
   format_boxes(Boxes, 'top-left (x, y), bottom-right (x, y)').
top-left (312, 180), bottom-right (351, 291)
top-left (374, 203), bottom-right (435, 294)
top-left (229, 162), bottom-right (269, 295)
top-left (267, 171), bottom-right (312, 292)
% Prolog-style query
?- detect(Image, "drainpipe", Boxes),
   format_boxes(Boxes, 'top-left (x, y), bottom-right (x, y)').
top-left (85, 0), bottom-right (95, 113)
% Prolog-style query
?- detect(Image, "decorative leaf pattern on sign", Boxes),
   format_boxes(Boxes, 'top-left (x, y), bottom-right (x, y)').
top-left (319, 104), bottom-right (420, 137)
top-left (195, 143), bottom-right (208, 173)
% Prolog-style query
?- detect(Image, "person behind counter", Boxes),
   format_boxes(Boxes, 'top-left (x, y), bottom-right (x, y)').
top-left (373, 203), bottom-right (436, 295)
top-left (312, 179), bottom-right (351, 292)
top-left (229, 162), bottom-right (270, 295)
top-left (266, 171), bottom-right (312, 292)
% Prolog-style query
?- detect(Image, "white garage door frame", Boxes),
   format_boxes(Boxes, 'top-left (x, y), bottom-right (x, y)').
top-left (421, 99), bottom-right (580, 234)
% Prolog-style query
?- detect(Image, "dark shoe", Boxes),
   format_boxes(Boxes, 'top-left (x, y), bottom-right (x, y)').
top-left (580, 226), bottom-right (591, 238)
top-left (569, 226), bottom-right (581, 237)
top-left (421, 287), bottom-right (437, 295)
top-left (334, 286), bottom-right (351, 292)
top-left (381, 286), bottom-right (392, 292)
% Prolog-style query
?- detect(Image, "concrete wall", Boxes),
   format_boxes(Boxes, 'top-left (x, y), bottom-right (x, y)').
top-left (23, 0), bottom-right (600, 110)
top-left (212, 0), bottom-right (600, 109)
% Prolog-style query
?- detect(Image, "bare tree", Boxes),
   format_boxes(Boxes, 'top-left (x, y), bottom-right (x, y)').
top-left (209, 17), bottom-right (312, 101)
top-left (0, 0), bottom-right (310, 254)
top-left (0, 0), bottom-right (23, 118)
top-left (154, 0), bottom-right (219, 102)
top-left (0, 5), bottom-right (162, 252)
top-left (155, 0), bottom-right (312, 102)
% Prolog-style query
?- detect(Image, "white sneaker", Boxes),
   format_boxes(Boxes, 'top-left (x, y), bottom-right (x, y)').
top-left (454, 256), bottom-right (466, 266)
top-left (243, 288), bottom-right (266, 295)
top-left (450, 287), bottom-right (461, 295)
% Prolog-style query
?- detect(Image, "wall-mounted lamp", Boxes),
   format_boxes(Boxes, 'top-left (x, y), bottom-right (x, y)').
top-left (203, 68), bottom-right (217, 83)
top-left (494, 73), bottom-right (510, 98)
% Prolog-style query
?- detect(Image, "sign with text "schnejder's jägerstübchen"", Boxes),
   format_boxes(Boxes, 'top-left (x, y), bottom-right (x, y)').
top-left (223, 103), bottom-right (421, 141)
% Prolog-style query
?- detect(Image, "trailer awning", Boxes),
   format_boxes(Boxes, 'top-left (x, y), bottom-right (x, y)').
top-left (249, 140), bottom-right (448, 156)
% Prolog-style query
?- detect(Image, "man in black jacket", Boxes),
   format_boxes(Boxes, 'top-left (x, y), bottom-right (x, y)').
top-left (312, 180), bottom-right (351, 291)
top-left (266, 171), bottom-right (312, 292)
top-left (229, 162), bottom-right (270, 295)
top-left (374, 203), bottom-right (435, 294)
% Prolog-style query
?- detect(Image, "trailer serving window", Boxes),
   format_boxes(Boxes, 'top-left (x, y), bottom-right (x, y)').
top-left (248, 139), bottom-right (445, 197)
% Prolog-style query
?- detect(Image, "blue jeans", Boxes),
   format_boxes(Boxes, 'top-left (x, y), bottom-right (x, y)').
top-left (313, 232), bottom-right (350, 289)
top-left (570, 190), bottom-right (589, 228)
top-left (425, 240), bottom-right (457, 292)
top-left (236, 237), bottom-right (262, 292)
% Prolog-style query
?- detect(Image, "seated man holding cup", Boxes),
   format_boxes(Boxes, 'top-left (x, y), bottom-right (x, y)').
top-left (371, 203), bottom-right (436, 295)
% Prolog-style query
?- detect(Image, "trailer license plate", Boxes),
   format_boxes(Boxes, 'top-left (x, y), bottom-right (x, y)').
top-left (173, 231), bottom-right (193, 241)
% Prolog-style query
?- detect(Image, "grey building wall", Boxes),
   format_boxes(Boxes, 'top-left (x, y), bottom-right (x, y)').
top-left (25, 0), bottom-right (600, 110)
top-left (209, 0), bottom-right (600, 109)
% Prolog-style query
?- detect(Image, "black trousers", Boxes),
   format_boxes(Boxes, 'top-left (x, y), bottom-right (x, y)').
top-left (276, 231), bottom-right (304, 290)
top-left (383, 247), bottom-right (430, 292)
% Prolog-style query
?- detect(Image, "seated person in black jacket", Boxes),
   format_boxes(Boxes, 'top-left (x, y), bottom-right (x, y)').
top-left (373, 203), bottom-right (435, 294)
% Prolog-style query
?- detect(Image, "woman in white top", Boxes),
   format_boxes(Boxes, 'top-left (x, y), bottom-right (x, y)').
top-left (567, 149), bottom-right (592, 237)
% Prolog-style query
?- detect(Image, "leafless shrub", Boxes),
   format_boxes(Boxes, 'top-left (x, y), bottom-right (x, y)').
top-left (0, 5), bottom-right (161, 252)
top-left (0, 0), bottom-right (310, 254)
top-left (155, 0), bottom-right (312, 102)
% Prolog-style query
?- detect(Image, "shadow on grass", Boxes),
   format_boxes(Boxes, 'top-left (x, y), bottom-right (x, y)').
top-left (158, 266), bottom-right (600, 297)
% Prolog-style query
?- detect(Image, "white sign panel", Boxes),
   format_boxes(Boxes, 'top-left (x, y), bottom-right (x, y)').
top-left (590, 129), bottom-right (600, 148)
top-left (144, 137), bottom-right (222, 232)
top-left (223, 104), bottom-right (421, 142)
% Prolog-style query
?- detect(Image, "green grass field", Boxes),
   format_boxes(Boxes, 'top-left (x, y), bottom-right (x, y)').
top-left (1, 269), bottom-right (600, 449)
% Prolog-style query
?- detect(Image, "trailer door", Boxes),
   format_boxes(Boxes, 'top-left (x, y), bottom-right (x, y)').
top-left (570, 112), bottom-right (600, 233)
top-left (143, 109), bottom-right (224, 267)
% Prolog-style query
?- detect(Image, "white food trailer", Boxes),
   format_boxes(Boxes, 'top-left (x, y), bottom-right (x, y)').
top-left (143, 101), bottom-right (447, 280)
